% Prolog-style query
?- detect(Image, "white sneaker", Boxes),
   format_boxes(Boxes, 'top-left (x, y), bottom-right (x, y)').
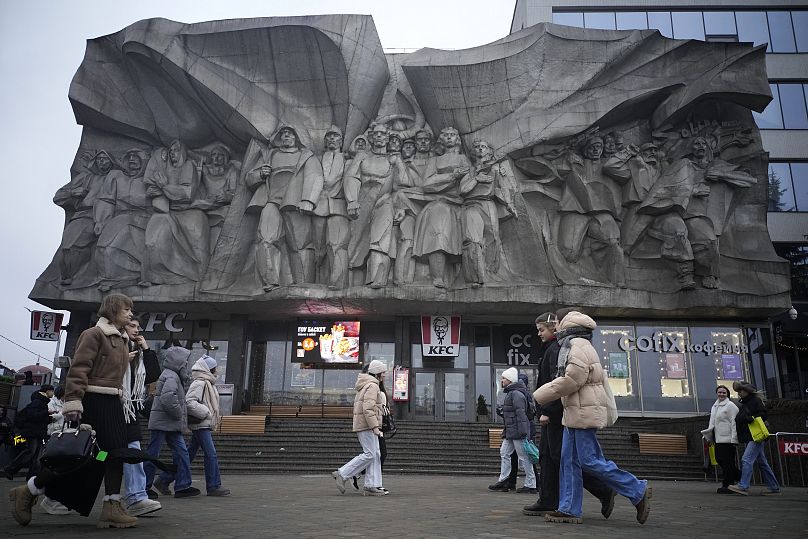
top-left (125, 498), bottom-right (162, 516)
top-left (362, 487), bottom-right (388, 496)
top-left (40, 496), bottom-right (71, 515)
top-left (331, 471), bottom-right (348, 494)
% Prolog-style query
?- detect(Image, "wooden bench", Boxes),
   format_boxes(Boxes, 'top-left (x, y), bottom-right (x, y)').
top-left (488, 428), bottom-right (504, 449)
top-left (218, 415), bottom-right (266, 435)
top-left (297, 405), bottom-right (325, 418)
top-left (632, 433), bottom-right (688, 455)
top-left (322, 406), bottom-right (353, 419)
top-left (249, 404), bottom-right (354, 419)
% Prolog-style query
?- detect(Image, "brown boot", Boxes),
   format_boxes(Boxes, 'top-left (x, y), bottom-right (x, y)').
top-left (97, 499), bottom-right (138, 529)
top-left (9, 484), bottom-right (37, 526)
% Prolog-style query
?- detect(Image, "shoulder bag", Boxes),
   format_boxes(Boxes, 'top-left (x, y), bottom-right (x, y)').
top-left (523, 438), bottom-right (540, 464)
top-left (381, 404), bottom-right (397, 439)
top-left (748, 416), bottom-right (770, 442)
top-left (39, 423), bottom-right (98, 475)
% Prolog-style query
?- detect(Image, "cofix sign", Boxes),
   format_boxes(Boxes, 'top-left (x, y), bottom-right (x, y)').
top-left (779, 440), bottom-right (808, 456)
top-left (30, 311), bottom-right (64, 341)
top-left (421, 315), bottom-right (461, 357)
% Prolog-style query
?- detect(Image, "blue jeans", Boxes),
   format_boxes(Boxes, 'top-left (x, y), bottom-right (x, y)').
top-left (559, 427), bottom-right (647, 517)
top-left (737, 440), bottom-right (780, 491)
top-left (122, 440), bottom-right (148, 506)
top-left (144, 430), bottom-right (192, 491)
top-left (188, 429), bottom-right (222, 492)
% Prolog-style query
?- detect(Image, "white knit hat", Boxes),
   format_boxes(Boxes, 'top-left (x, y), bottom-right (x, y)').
top-left (202, 354), bottom-right (217, 371)
top-left (502, 367), bottom-right (519, 383)
top-left (367, 360), bottom-right (387, 375)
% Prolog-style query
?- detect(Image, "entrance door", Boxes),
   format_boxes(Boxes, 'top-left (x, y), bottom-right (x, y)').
top-left (414, 370), bottom-right (468, 421)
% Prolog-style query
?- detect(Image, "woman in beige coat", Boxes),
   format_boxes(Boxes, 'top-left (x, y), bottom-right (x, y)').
top-left (331, 360), bottom-right (388, 496)
top-left (533, 311), bottom-right (651, 525)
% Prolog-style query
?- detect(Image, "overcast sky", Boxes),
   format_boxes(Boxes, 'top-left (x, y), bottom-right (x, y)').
top-left (0, 0), bottom-right (515, 371)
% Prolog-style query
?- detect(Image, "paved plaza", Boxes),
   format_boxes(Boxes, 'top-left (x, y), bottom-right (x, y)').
top-left (2, 474), bottom-right (807, 538)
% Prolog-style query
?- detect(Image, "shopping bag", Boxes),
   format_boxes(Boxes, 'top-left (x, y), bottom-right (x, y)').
top-left (523, 439), bottom-right (540, 464)
top-left (748, 416), bottom-right (770, 442)
top-left (708, 443), bottom-right (718, 466)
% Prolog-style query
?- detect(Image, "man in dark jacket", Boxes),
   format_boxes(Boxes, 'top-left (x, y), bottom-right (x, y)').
top-left (488, 368), bottom-right (536, 492)
top-left (523, 313), bottom-right (616, 517)
top-left (3, 385), bottom-right (54, 480)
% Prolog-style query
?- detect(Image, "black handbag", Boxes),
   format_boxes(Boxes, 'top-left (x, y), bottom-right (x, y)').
top-left (39, 424), bottom-right (97, 474)
top-left (381, 404), bottom-right (397, 439)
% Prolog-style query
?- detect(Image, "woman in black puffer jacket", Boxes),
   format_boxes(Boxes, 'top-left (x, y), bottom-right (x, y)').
top-left (727, 381), bottom-right (781, 496)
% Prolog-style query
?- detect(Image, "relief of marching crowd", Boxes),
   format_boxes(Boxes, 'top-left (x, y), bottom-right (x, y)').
top-left (54, 117), bottom-right (758, 294)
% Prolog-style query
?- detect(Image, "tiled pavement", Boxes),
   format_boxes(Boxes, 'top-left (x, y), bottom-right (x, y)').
top-left (2, 474), bottom-right (807, 538)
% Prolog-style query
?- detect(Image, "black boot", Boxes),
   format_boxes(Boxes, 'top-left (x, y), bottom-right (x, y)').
top-left (488, 480), bottom-right (510, 492)
top-left (523, 500), bottom-right (555, 516)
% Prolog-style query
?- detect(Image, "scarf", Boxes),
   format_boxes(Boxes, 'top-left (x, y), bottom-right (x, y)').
top-left (195, 369), bottom-right (221, 429)
top-left (555, 326), bottom-right (593, 378)
top-left (122, 347), bottom-right (147, 424)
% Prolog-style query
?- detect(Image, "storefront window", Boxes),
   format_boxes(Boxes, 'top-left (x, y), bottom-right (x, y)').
top-left (635, 326), bottom-right (697, 414)
top-left (689, 327), bottom-right (747, 413)
top-left (595, 325), bottom-right (641, 412)
top-left (365, 342), bottom-right (395, 391)
top-left (746, 327), bottom-right (778, 398)
top-left (262, 341), bottom-right (287, 403)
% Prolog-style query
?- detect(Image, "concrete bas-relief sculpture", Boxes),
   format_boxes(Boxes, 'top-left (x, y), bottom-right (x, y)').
top-left (31, 16), bottom-right (790, 316)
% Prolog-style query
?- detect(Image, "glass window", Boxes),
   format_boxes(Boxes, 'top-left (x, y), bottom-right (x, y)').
top-left (475, 365), bottom-right (491, 418)
top-left (689, 327), bottom-right (747, 413)
top-left (648, 12), bottom-right (673, 38)
top-left (635, 326), bottom-right (697, 414)
top-left (779, 84), bottom-right (808, 129)
top-left (703, 11), bottom-right (736, 36)
top-left (263, 341), bottom-right (288, 403)
top-left (365, 342), bottom-right (395, 389)
top-left (774, 244), bottom-right (808, 300)
top-left (584, 12), bottom-right (616, 30)
top-left (283, 360), bottom-right (321, 405)
top-left (791, 162), bottom-right (808, 211)
top-left (736, 12), bottom-right (771, 51)
top-left (745, 328), bottom-right (778, 398)
top-left (768, 163), bottom-right (796, 212)
top-left (793, 11), bottom-right (808, 52)
top-left (753, 84), bottom-right (784, 129)
top-left (672, 12), bottom-right (705, 40)
top-left (322, 368), bottom-right (359, 406)
top-left (616, 12), bottom-right (648, 30)
top-left (553, 12), bottom-right (583, 28)
top-left (593, 325), bottom-right (641, 412)
top-left (768, 11), bottom-right (797, 53)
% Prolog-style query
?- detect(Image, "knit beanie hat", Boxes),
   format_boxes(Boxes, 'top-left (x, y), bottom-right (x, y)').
top-left (367, 360), bottom-right (387, 375)
top-left (502, 367), bottom-right (519, 384)
top-left (202, 354), bottom-right (217, 371)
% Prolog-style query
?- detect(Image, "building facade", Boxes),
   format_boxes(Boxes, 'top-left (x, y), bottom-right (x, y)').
top-left (31, 12), bottom-right (801, 422)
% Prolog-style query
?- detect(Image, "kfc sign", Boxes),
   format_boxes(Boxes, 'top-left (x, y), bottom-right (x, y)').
top-left (421, 315), bottom-right (461, 357)
top-left (779, 440), bottom-right (808, 456)
top-left (30, 311), bottom-right (64, 341)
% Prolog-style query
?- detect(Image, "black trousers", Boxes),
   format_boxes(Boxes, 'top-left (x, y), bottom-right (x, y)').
top-left (714, 443), bottom-right (739, 487)
top-left (6, 438), bottom-right (43, 479)
top-left (537, 420), bottom-right (612, 508)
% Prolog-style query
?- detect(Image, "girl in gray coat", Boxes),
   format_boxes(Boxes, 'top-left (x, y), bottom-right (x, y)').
top-left (143, 347), bottom-right (199, 498)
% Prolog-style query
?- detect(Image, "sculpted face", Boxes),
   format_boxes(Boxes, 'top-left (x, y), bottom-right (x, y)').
top-left (692, 137), bottom-right (708, 159)
top-left (388, 134), bottom-right (402, 153)
top-left (440, 129), bottom-right (460, 148)
top-left (415, 132), bottom-right (432, 153)
top-left (472, 140), bottom-right (493, 162)
top-left (324, 132), bottom-right (342, 151)
top-left (355, 137), bottom-right (367, 151)
top-left (369, 127), bottom-right (389, 149)
top-left (96, 154), bottom-right (112, 173)
top-left (584, 138), bottom-right (603, 160)
top-left (211, 148), bottom-right (228, 167)
top-left (641, 146), bottom-right (658, 165)
top-left (169, 142), bottom-right (182, 165)
top-left (279, 128), bottom-right (298, 149)
top-left (604, 135), bottom-right (617, 156)
top-left (126, 153), bottom-right (143, 176)
top-left (402, 140), bottom-right (417, 159)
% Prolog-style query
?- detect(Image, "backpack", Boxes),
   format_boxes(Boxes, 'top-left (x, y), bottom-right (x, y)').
top-left (519, 389), bottom-right (537, 421)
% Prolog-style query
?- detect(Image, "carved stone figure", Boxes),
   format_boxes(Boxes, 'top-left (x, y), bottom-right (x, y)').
top-left (459, 140), bottom-right (517, 288)
top-left (194, 144), bottom-right (239, 250)
top-left (392, 128), bottom-right (433, 284)
top-left (245, 126), bottom-right (324, 291)
top-left (94, 148), bottom-right (151, 291)
top-left (53, 150), bottom-right (113, 286)
top-left (313, 126), bottom-right (350, 290)
top-left (345, 122), bottom-right (402, 288)
top-left (554, 136), bottom-right (628, 287)
top-left (412, 127), bottom-right (469, 288)
top-left (637, 135), bottom-right (757, 289)
top-left (141, 139), bottom-right (209, 286)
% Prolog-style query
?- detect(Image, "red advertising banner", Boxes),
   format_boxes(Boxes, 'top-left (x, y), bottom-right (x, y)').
top-left (421, 315), bottom-right (461, 357)
top-left (778, 440), bottom-right (808, 456)
top-left (30, 311), bottom-right (64, 341)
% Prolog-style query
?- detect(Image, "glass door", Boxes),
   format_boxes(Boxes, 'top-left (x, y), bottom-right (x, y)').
top-left (413, 370), bottom-right (468, 421)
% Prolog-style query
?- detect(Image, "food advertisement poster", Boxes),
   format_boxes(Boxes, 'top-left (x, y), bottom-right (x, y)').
top-left (393, 366), bottom-right (409, 402)
top-left (608, 352), bottom-right (629, 379)
top-left (290, 364), bottom-right (317, 387)
top-left (721, 354), bottom-right (743, 380)
top-left (664, 353), bottom-right (687, 379)
top-left (294, 321), bottom-right (360, 364)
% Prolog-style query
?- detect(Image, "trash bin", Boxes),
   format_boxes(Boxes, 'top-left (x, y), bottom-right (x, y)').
top-left (216, 384), bottom-right (234, 416)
